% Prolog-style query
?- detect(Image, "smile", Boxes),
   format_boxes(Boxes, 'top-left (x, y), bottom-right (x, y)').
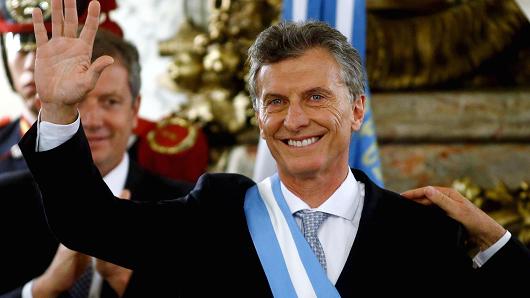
top-left (286, 136), bottom-right (320, 147)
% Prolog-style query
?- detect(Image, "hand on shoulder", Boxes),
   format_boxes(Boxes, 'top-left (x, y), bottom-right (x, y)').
top-left (401, 186), bottom-right (506, 251)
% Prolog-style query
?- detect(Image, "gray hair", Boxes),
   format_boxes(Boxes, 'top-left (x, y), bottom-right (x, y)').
top-left (91, 30), bottom-right (141, 101)
top-left (247, 21), bottom-right (366, 111)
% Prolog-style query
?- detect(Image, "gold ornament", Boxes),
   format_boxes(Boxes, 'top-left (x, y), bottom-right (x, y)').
top-left (159, 0), bottom-right (280, 167)
top-left (453, 178), bottom-right (530, 247)
top-left (6, 0), bottom-right (51, 23)
top-left (147, 117), bottom-right (198, 155)
top-left (366, 0), bottom-right (528, 90)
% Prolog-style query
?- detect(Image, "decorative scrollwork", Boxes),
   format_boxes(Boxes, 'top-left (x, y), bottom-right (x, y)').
top-left (453, 178), bottom-right (530, 246)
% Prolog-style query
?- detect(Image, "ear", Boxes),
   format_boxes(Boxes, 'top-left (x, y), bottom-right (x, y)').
top-left (255, 111), bottom-right (266, 139)
top-left (351, 94), bottom-right (366, 132)
top-left (132, 95), bottom-right (141, 128)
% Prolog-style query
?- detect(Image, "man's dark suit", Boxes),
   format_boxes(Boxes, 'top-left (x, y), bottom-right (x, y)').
top-left (19, 124), bottom-right (530, 297)
top-left (0, 158), bottom-right (192, 297)
top-left (0, 117), bottom-right (28, 173)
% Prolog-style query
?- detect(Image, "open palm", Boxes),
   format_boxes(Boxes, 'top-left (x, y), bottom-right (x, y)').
top-left (33, 0), bottom-right (113, 107)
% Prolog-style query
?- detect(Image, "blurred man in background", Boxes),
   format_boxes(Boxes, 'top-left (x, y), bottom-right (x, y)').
top-left (0, 1), bottom-right (192, 297)
top-left (0, 0), bottom-right (208, 181)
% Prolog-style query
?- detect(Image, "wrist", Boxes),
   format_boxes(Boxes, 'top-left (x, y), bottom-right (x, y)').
top-left (40, 103), bottom-right (78, 125)
top-left (475, 223), bottom-right (506, 251)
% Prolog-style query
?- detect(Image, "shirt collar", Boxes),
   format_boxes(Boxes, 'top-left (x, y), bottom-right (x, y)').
top-left (281, 169), bottom-right (359, 221)
top-left (102, 153), bottom-right (129, 197)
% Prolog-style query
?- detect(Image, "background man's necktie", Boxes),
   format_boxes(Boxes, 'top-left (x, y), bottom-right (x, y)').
top-left (68, 265), bottom-right (93, 298)
top-left (295, 210), bottom-right (330, 272)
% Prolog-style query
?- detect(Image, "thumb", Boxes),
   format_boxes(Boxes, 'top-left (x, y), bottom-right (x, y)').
top-left (86, 55), bottom-right (114, 86)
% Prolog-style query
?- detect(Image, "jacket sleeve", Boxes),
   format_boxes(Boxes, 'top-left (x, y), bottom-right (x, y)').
top-left (19, 123), bottom-right (199, 270)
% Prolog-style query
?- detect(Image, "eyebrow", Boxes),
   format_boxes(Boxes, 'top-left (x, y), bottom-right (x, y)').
top-left (262, 93), bottom-right (287, 101)
top-left (95, 92), bottom-right (125, 101)
top-left (301, 87), bottom-right (334, 98)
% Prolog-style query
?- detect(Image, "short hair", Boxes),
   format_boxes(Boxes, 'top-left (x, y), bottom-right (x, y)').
top-left (247, 21), bottom-right (366, 111)
top-left (91, 29), bottom-right (141, 101)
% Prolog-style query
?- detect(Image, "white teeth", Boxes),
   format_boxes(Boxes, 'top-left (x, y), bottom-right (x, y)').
top-left (287, 137), bottom-right (319, 147)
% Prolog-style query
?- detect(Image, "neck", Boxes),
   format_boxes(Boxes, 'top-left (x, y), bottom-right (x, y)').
top-left (279, 166), bottom-right (350, 208)
top-left (97, 155), bottom-right (125, 178)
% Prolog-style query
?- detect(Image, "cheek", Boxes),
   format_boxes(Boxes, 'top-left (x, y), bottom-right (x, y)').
top-left (114, 114), bottom-right (136, 137)
top-left (325, 105), bottom-right (345, 131)
top-left (261, 113), bottom-right (284, 135)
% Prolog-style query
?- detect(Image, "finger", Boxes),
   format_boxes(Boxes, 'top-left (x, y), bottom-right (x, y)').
top-left (32, 8), bottom-right (48, 47)
top-left (85, 55), bottom-right (114, 87)
top-left (423, 186), bottom-right (454, 212)
top-left (51, 0), bottom-right (64, 38)
top-left (400, 187), bottom-right (429, 200)
top-left (401, 187), bottom-right (434, 205)
top-left (119, 189), bottom-right (131, 200)
top-left (434, 187), bottom-right (460, 200)
top-left (79, 1), bottom-right (100, 47)
top-left (63, 0), bottom-right (78, 37)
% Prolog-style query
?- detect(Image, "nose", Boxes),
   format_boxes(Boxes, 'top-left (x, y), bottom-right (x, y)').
top-left (283, 101), bottom-right (310, 131)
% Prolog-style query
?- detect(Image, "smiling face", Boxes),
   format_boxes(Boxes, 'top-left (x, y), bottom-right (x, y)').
top-left (78, 61), bottom-right (140, 176)
top-left (256, 47), bottom-right (365, 183)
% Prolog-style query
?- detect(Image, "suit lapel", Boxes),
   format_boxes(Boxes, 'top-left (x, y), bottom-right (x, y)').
top-left (334, 169), bottom-right (383, 295)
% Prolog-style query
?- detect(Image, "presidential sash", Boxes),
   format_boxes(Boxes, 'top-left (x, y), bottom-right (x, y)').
top-left (244, 174), bottom-right (340, 298)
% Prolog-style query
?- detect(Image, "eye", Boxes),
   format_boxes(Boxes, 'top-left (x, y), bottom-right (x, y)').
top-left (263, 97), bottom-right (284, 107)
top-left (262, 97), bottom-right (285, 113)
top-left (270, 98), bottom-right (283, 105)
top-left (309, 94), bottom-right (323, 101)
top-left (103, 98), bottom-right (120, 108)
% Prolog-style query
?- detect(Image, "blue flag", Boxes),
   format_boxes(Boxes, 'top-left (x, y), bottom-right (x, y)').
top-left (253, 0), bottom-right (383, 187)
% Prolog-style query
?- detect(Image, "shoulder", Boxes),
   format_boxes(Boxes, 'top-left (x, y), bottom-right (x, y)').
top-left (188, 172), bottom-right (255, 207)
top-left (194, 172), bottom-right (255, 192)
top-left (0, 169), bottom-right (36, 189)
top-left (127, 162), bottom-right (194, 201)
top-left (0, 117), bottom-right (20, 138)
top-left (353, 168), bottom-right (462, 238)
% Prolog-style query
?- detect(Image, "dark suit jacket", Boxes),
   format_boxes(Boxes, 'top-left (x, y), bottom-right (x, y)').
top-left (0, 157), bottom-right (192, 297)
top-left (19, 124), bottom-right (530, 297)
top-left (0, 118), bottom-right (28, 173)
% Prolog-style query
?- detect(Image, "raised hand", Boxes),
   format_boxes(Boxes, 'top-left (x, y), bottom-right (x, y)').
top-left (32, 0), bottom-right (114, 124)
top-left (401, 186), bottom-right (507, 251)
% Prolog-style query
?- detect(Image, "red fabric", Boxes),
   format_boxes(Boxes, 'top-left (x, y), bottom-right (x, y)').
top-left (134, 117), bottom-right (209, 183)
top-left (0, 0), bottom-right (122, 37)
top-left (100, 0), bottom-right (118, 12)
top-left (0, 116), bottom-right (11, 127)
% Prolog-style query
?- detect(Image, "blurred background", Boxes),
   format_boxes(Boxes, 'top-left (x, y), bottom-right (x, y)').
top-left (2, 0), bottom-right (530, 242)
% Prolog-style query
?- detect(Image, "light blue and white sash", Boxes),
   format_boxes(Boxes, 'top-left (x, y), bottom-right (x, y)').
top-left (244, 174), bottom-right (340, 297)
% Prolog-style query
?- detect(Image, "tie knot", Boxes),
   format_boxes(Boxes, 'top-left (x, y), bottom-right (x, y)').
top-left (295, 210), bottom-right (329, 237)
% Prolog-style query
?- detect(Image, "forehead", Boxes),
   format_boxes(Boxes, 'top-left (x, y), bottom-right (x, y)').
top-left (256, 47), bottom-right (343, 96)
top-left (90, 62), bottom-right (130, 96)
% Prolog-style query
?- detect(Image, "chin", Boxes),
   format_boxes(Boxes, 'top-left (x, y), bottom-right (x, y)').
top-left (284, 162), bottom-right (323, 177)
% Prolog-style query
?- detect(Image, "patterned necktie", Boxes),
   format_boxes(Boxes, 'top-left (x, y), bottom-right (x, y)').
top-left (68, 265), bottom-right (93, 298)
top-left (295, 210), bottom-right (330, 272)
